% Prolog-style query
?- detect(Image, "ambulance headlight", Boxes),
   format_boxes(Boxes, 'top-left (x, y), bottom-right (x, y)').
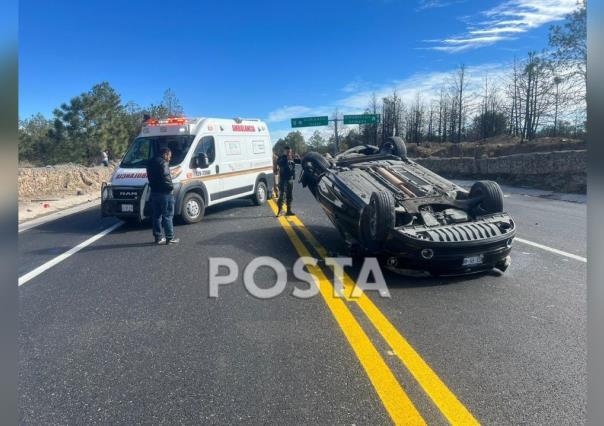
top-left (170, 166), bottom-right (183, 178)
top-left (101, 183), bottom-right (112, 200)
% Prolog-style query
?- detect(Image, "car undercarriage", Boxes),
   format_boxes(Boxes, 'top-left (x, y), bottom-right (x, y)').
top-left (300, 137), bottom-right (516, 276)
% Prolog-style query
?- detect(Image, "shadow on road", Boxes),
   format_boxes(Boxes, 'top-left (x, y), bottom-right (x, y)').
top-left (24, 197), bottom-right (499, 289)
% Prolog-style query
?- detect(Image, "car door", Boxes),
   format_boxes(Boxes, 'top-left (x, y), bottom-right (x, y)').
top-left (190, 135), bottom-right (222, 201)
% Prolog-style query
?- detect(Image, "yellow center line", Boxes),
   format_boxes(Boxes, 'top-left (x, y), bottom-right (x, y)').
top-left (284, 213), bottom-right (480, 426)
top-left (268, 200), bottom-right (425, 425)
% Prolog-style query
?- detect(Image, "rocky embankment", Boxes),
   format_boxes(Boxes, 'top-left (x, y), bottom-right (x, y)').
top-left (18, 164), bottom-right (116, 222)
top-left (19, 163), bottom-right (115, 201)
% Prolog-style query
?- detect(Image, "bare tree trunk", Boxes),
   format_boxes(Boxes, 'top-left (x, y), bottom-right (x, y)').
top-left (456, 64), bottom-right (466, 143)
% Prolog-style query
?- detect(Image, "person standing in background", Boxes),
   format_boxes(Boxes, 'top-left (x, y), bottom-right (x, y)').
top-left (272, 152), bottom-right (280, 198)
top-left (101, 150), bottom-right (109, 167)
top-left (275, 146), bottom-right (300, 216)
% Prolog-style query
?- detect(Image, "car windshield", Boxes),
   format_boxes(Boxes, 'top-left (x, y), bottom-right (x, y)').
top-left (120, 135), bottom-right (195, 168)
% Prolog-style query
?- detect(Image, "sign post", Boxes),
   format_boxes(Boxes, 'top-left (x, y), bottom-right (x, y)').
top-left (343, 114), bottom-right (380, 125)
top-left (291, 116), bottom-right (329, 128)
top-left (290, 114), bottom-right (380, 154)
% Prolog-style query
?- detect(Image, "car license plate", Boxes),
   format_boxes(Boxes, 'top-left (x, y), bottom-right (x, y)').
top-left (462, 254), bottom-right (484, 266)
top-left (121, 203), bottom-right (134, 213)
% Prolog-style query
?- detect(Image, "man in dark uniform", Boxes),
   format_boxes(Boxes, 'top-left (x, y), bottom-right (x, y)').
top-left (272, 152), bottom-right (280, 198)
top-left (275, 146), bottom-right (300, 216)
top-left (146, 147), bottom-right (179, 245)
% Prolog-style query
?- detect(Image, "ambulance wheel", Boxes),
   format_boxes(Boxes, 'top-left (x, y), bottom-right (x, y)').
top-left (252, 181), bottom-right (268, 206)
top-left (181, 192), bottom-right (205, 224)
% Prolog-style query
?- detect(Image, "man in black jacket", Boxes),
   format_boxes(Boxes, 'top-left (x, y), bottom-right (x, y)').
top-left (146, 147), bottom-right (179, 244)
top-left (275, 146), bottom-right (300, 216)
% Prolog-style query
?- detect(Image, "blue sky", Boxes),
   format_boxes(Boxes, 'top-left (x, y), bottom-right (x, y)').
top-left (19, 0), bottom-right (578, 139)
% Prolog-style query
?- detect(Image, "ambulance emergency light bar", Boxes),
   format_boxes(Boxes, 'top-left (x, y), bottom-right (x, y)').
top-left (144, 117), bottom-right (188, 126)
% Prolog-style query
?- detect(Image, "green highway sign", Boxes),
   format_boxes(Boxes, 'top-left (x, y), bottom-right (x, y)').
top-left (291, 116), bottom-right (329, 127)
top-left (343, 114), bottom-right (381, 125)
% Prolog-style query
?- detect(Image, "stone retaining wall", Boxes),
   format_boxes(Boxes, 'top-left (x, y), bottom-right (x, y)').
top-left (415, 150), bottom-right (586, 193)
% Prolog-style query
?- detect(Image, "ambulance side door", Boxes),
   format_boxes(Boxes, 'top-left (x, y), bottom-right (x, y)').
top-left (190, 135), bottom-right (222, 201)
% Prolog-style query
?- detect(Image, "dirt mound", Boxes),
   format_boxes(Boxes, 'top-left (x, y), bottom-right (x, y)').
top-left (19, 163), bottom-right (116, 201)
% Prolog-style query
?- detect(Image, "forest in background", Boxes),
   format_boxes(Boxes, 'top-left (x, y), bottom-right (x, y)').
top-left (275, 1), bottom-right (586, 155)
top-left (20, 1), bottom-right (585, 165)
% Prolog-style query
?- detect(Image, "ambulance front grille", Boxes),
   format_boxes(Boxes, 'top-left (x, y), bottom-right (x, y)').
top-left (112, 189), bottom-right (140, 200)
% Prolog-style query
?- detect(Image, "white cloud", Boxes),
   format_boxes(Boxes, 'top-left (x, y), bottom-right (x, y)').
top-left (266, 62), bottom-right (512, 139)
top-left (266, 106), bottom-right (313, 123)
top-left (416, 0), bottom-right (463, 11)
top-left (427, 0), bottom-right (579, 52)
top-left (266, 103), bottom-right (335, 125)
top-left (336, 63), bottom-right (510, 111)
top-left (341, 77), bottom-right (373, 93)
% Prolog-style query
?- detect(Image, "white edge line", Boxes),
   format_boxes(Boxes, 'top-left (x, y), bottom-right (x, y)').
top-left (19, 199), bottom-right (101, 233)
top-left (18, 221), bottom-right (123, 286)
top-left (515, 237), bottom-right (586, 263)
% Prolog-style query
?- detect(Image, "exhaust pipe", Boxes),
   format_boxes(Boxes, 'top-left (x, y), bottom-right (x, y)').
top-left (373, 167), bottom-right (416, 198)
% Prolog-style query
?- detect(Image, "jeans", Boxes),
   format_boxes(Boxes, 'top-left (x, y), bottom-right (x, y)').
top-left (277, 179), bottom-right (293, 211)
top-left (151, 193), bottom-right (175, 240)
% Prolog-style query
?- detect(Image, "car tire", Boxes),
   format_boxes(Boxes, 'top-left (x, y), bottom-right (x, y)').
top-left (302, 152), bottom-right (330, 174)
top-left (252, 181), bottom-right (268, 206)
top-left (381, 136), bottom-right (407, 159)
top-left (181, 192), bottom-right (205, 224)
top-left (469, 180), bottom-right (504, 214)
top-left (301, 152), bottom-right (329, 196)
top-left (366, 192), bottom-right (396, 243)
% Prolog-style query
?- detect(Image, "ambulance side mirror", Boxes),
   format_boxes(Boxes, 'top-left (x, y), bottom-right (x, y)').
top-left (195, 153), bottom-right (209, 169)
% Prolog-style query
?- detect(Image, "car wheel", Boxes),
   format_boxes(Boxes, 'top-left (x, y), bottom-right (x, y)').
top-left (301, 152), bottom-right (329, 196)
top-left (181, 192), bottom-right (205, 224)
top-left (381, 136), bottom-right (407, 159)
top-left (366, 192), bottom-right (395, 243)
top-left (469, 180), bottom-right (504, 214)
top-left (302, 152), bottom-right (330, 174)
top-left (252, 181), bottom-right (268, 206)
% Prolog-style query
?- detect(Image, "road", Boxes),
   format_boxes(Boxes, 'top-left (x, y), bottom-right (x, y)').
top-left (18, 180), bottom-right (586, 424)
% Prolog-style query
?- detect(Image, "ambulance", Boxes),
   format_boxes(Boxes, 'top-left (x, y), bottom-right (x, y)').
top-left (101, 117), bottom-right (274, 223)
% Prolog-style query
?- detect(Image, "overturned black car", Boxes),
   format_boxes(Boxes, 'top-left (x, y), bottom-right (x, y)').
top-left (300, 137), bottom-right (515, 276)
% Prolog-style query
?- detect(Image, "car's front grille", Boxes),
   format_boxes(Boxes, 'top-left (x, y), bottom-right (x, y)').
top-left (401, 214), bottom-right (514, 242)
top-left (421, 222), bottom-right (503, 242)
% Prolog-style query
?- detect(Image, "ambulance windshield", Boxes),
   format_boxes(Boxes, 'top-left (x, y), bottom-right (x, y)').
top-left (120, 135), bottom-right (195, 168)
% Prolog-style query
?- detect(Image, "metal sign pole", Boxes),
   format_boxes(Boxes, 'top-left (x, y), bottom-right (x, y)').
top-left (334, 118), bottom-right (339, 154)
top-left (292, 114), bottom-right (379, 155)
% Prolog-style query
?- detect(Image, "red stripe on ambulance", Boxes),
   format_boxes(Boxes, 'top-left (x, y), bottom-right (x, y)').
top-left (232, 124), bottom-right (255, 132)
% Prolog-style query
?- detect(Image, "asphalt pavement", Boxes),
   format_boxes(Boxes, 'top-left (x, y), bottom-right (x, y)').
top-left (18, 179), bottom-right (586, 424)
